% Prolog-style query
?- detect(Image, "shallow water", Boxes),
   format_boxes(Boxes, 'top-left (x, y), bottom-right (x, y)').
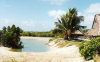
top-left (12, 38), bottom-right (50, 52)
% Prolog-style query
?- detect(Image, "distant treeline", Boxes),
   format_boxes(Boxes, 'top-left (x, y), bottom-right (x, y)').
top-left (21, 32), bottom-right (55, 37)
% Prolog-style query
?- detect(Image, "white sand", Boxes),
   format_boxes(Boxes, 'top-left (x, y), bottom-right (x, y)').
top-left (0, 46), bottom-right (93, 62)
top-left (0, 45), bottom-right (93, 62)
top-left (20, 36), bottom-right (52, 41)
top-left (0, 37), bottom-right (93, 62)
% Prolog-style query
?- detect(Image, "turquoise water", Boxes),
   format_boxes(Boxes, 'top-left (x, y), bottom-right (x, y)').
top-left (20, 38), bottom-right (49, 52)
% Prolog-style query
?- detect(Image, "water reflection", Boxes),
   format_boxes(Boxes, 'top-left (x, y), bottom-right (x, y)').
top-left (11, 38), bottom-right (49, 52)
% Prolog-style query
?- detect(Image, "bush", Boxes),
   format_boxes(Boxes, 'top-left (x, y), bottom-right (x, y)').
top-left (79, 38), bottom-right (100, 60)
top-left (0, 25), bottom-right (23, 49)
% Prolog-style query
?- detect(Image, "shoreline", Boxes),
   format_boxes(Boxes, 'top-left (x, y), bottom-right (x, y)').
top-left (20, 36), bottom-right (53, 41)
top-left (0, 46), bottom-right (93, 62)
top-left (20, 36), bottom-right (58, 51)
top-left (0, 37), bottom-right (93, 62)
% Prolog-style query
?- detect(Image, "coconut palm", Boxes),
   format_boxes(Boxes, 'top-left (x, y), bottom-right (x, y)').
top-left (54, 8), bottom-right (86, 40)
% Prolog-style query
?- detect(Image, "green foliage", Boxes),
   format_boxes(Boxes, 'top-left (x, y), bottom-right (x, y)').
top-left (49, 38), bottom-right (82, 48)
top-left (81, 29), bottom-right (88, 33)
top-left (21, 32), bottom-right (55, 37)
top-left (0, 24), bottom-right (23, 49)
top-left (51, 29), bottom-right (63, 37)
top-left (53, 8), bottom-right (86, 40)
top-left (81, 29), bottom-right (89, 38)
top-left (79, 38), bottom-right (100, 60)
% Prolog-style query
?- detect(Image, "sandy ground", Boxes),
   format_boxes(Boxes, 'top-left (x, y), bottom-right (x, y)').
top-left (0, 37), bottom-right (93, 62)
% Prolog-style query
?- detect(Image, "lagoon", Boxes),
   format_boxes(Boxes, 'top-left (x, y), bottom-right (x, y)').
top-left (19, 37), bottom-right (50, 52)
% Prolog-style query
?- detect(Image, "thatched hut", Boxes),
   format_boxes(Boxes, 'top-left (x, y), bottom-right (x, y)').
top-left (71, 30), bottom-right (84, 39)
top-left (87, 14), bottom-right (100, 38)
top-left (72, 30), bottom-right (83, 35)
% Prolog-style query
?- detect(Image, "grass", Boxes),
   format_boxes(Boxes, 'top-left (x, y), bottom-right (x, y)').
top-left (11, 58), bottom-right (18, 62)
top-left (10, 48), bottom-right (22, 52)
top-left (94, 55), bottom-right (100, 62)
top-left (49, 38), bottom-right (84, 48)
top-left (57, 41), bottom-right (83, 48)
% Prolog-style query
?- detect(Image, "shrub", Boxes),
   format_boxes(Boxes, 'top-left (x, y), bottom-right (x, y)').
top-left (79, 38), bottom-right (100, 60)
top-left (0, 25), bottom-right (23, 49)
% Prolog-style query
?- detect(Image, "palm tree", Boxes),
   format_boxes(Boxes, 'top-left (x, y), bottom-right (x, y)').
top-left (54, 8), bottom-right (86, 40)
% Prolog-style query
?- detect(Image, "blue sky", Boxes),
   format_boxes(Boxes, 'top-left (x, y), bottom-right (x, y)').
top-left (0, 0), bottom-right (100, 31)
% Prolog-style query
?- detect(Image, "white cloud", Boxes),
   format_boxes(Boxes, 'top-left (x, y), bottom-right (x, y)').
top-left (0, 18), bottom-right (53, 31)
top-left (20, 19), bottom-right (36, 27)
top-left (42, 0), bottom-right (68, 5)
top-left (80, 3), bottom-right (100, 29)
top-left (0, 18), bottom-right (16, 30)
top-left (48, 10), bottom-right (66, 19)
top-left (78, 12), bottom-right (82, 16)
top-left (85, 3), bottom-right (100, 14)
top-left (48, 3), bottom-right (100, 29)
top-left (20, 20), bottom-right (54, 31)
top-left (0, 18), bottom-right (13, 26)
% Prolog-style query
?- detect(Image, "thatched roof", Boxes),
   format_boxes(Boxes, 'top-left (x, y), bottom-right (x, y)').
top-left (72, 30), bottom-right (83, 35)
top-left (87, 14), bottom-right (100, 36)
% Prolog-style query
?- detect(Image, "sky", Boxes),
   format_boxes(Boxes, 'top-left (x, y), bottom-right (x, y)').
top-left (0, 0), bottom-right (100, 31)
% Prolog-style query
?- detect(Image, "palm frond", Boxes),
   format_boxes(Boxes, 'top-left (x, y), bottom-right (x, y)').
top-left (53, 8), bottom-right (86, 39)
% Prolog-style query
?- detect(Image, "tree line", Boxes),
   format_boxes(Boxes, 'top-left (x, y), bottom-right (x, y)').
top-left (21, 32), bottom-right (55, 37)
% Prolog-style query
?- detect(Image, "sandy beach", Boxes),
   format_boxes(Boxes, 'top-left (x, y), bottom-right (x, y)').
top-left (20, 36), bottom-right (52, 41)
top-left (0, 37), bottom-right (93, 62)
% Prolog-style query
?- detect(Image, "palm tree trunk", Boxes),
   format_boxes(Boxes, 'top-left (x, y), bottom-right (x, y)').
top-left (68, 35), bottom-right (71, 40)
top-left (64, 35), bottom-right (68, 40)
top-left (67, 30), bottom-right (71, 40)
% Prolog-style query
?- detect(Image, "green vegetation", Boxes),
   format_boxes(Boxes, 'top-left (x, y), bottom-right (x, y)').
top-left (0, 25), bottom-right (23, 49)
top-left (49, 8), bottom-right (100, 61)
top-left (49, 38), bottom-right (83, 48)
top-left (52, 8), bottom-right (86, 40)
top-left (49, 37), bottom-right (100, 61)
top-left (21, 32), bottom-right (54, 37)
top-left (81, 29), bottom-right (89, 38)
top-left (10, 48), bottom-right (22, 52)
top-left (57, 41), bottom-right (82, 48)
top-left (79, 38), bottom-right (100, 60)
